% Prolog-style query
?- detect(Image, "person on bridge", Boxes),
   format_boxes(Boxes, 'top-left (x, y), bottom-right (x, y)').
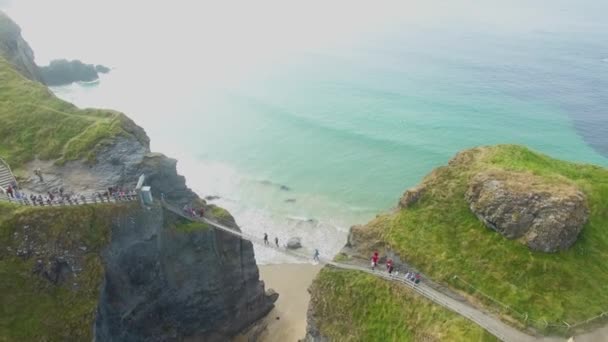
top-left (386, 258), bottom-right (394, 274)
top-left (313, 249), bottom-right (320, 262)
top-left (199, 207), bottom-right (205, 217)
top-left (6, 185), bottom-right (14, 198)
top-left (275, 237), bottom-right (279, 247)
top-left (263, 233), bottom-right (269, 245)
top-left (371, 251), bottom-right (379, 270)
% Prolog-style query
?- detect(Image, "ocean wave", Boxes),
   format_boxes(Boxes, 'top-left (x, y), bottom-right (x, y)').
top-left (258, 179), bottom-right (291, 191)
top-left (77, 79), bottom-right (101, 85)
top-left (176, 156), bottom-right (351, 264)
top-left (286, 215), bottom-right (317, 224)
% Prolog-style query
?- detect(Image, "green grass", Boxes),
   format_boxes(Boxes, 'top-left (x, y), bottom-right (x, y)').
top-left (173, 219), bottom-right (210, 233)
top-left (0, 56), bottom-right (147, 170)
top-left (363, 145), bottom-right (608, 334)
top-left (309, 267), bottom-right (498, 342)
top-left (208, 205), bottom-right (232, 222)
top-left (0, 203), bottom-right (135, 341)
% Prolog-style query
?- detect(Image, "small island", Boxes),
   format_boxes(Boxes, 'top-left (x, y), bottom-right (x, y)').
top-left (39, 59), bottom-right (110, 86)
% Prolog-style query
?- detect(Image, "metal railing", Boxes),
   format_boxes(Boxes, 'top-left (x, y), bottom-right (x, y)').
top-left (452, 274), bottom-right (608, 335)
top-left (162, 201), bottom-right (542, 342)
top-left (0, 192), bottom-right (138, 206)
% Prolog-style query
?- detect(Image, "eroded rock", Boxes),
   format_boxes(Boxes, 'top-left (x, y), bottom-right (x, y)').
top-left (465, 170), bottom-right (589, 252)
top-left (286, 237), bottom-right (302, 250)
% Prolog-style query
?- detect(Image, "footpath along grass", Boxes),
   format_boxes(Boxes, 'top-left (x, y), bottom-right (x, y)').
top-left (309, 267), bottom-right (498, 342)
top-left (369, 145), bottom-right (608, 333)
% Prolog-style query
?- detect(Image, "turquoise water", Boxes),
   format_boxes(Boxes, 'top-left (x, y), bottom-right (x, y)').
top-left (19, 1), bottom-right (607, 262)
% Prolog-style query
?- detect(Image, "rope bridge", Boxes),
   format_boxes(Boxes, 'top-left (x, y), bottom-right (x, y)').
top-left (161, 200), bottom-right (560, 342)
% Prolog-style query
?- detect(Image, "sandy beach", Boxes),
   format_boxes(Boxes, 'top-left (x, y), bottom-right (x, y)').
top-left (236, 263), bottom-right (322, 342)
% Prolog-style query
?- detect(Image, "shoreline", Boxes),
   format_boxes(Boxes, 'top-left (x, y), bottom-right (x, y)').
top-left (236, 263), bottom-right (322, 342)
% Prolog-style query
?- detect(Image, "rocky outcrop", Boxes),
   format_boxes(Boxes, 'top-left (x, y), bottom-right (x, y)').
top-left (95, 64), bottom-right (110, 74)
top-left (39, 59), bottom-right (106, 86)
top-left (95, 205), bottom-right (276, 342)
top-left (465, 170), bottom-right (589, 252)
top-left (399, 185), bottom-right (426, 208)
top-left (134, 153), bottom-right (198, 207)
top-left (0, 10), bottom-right (44, 83)
top-left (286, 237), bottom-right (302, 249)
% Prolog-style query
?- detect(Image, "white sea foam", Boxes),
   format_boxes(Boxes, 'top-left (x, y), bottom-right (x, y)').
top-left (176, 156), bottom-right (353, 264)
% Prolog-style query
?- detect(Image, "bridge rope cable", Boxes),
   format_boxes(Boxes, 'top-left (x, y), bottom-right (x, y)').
top-left (0, 192), bottom-right (565, 341)
top-left (161, 200), bottom-right (516, 341)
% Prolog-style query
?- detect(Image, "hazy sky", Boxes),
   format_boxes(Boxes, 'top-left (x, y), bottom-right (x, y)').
top-left (2, 0), bottom-right (606, 83)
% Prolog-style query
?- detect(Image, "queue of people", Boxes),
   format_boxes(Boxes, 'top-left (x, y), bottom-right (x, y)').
top-left (2, 185), bottom-right (138, 207)
top-left (370, 250), bottom-right (422, 285)
top-left (182, 204), bottom-right (206, 219)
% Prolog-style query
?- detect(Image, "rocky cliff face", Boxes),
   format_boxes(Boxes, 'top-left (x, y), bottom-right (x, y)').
top-left (0, 11), bottom-right (276, 340)
top-left (0, 10), bottom-right (44, 83)
top-left (465, 170), bottom-right (588, 252)
top-left (39, 59), bottom-right (107, 86)
top-left (95, 204), bottom-right (275, 342)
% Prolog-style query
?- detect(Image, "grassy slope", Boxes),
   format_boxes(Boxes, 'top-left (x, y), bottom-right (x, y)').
top-left (0, 56), bottom-right (146, 169)
top-left (365, 145), bottom-right (608, 333)
top-left (0, 202), bottom-right (137, 341)
top-left (310, 268), bottom-right (497, 342)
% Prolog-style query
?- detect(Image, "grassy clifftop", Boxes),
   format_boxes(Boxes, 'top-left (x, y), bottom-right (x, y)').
top-left (344, 145), bottom-right (608, 335)
top-left (0, 202), bottom-right (136, 341)
top-left (0, 56), bottom-right (148, 169)
top-left (310, 268), bottom-right (497, 341)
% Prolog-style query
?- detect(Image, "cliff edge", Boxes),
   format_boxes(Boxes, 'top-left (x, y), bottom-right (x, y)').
top-left (306, 145), bottom-right (608, 340)
top-left (0, 11), bottom-right (44, 83)
top-left (0, 12), bottom-right (275, 341)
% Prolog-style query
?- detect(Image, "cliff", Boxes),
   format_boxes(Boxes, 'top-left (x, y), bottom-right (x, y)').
top-left (0, 202), bottom-right (275, 341)
top-left (95, 204), bottom-right (274, 341)
top-left (306, 145), bottom-right (608, 339)
top-left (0, 13), bottom-right (275, 341)
top-left (0, 11), bottom-right (44, 83)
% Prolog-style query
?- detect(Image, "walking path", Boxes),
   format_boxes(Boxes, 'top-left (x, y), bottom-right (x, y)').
top-left (0, 181), bottom-right (568, 341)
top-left (0, 192), bottom-right (138, 206)
top-left (161, 201), bottom-right (563, 342)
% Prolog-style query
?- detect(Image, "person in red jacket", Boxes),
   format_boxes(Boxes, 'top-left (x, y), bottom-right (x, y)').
top-left (371, 251), bottom-right (379, 270)
top-left (386, 259), bottom-right (394, 274)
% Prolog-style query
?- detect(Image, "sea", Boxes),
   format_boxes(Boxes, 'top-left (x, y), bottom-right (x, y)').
top-left (3, 0), bottom-right (608, 263)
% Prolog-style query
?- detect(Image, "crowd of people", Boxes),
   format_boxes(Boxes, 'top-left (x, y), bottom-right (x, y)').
top-left (2, 183), bottom-right (138, 207)
top-left (371, 250), bottom-right (422, 285)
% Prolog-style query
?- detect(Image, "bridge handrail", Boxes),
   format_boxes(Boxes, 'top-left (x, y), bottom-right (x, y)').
top-left (453, 274), bottom-right (608, 333)
top-left (0, 192), bottom-right (138, 206)
top-left (161, 200), bottom-right (517, 342)
top-left (0, 157), bottom-right (17, 186)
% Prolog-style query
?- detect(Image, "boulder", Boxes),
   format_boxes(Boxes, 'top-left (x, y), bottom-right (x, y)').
top-left (465, 170), bottom-right (589, 252)
top-left (286, 237), bottom-right (302, 249)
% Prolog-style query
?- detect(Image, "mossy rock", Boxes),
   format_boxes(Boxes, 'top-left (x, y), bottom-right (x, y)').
top-left (348, 145), bottom-right (608, 334)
